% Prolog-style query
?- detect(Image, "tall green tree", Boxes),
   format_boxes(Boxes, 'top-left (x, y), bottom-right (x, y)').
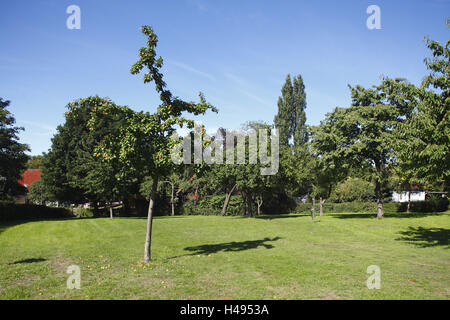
top-left (274, 74), bottom-right (308, 147)
top-left (396, 33), bottom-right (450, 191)
top-left (42, 97), bottom-right (138, 209)
top-left (88, 26), bottom-right (216, 262)
top-left (0, 98), bottom-right (29, 198)
top-left (313, 78), bottom-right (418, 218)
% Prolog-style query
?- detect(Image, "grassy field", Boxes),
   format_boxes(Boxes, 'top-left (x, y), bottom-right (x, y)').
top-left (0, 211), bottom-right (449, 300)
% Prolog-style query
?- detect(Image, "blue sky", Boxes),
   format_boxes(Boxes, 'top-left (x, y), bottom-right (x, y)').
top-left (1, 0), bottom-right (449, 155)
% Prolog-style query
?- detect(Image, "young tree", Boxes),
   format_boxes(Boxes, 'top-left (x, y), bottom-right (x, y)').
top-left (0, 98), bottom-right (29, 198)
top-left (236, 121), bottom-right (277, 216)
top-left (274, 74), bottom-right (308, 147)
top-left (206, 128), bottom-right (238, 216)
top-left (209, 163), bottom-right (238, 216)
top-left (88, 26), bottom-right (216, 262)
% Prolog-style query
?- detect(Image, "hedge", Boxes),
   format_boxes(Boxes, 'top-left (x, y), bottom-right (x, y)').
top-left (289, 199), bottom-right (449, 215)
top-left (0, 203), bottom-right (74, 222)
top-left (179, 197), bottom-right (448, 216)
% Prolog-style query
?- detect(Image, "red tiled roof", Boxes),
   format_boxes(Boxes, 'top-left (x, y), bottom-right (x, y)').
top-left (18, 169), bottom-right (42, 189)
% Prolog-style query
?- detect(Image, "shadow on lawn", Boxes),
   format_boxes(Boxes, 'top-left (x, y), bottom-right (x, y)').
top-left (169, 237), bottom-right (282, 259)
top-left (396, 227), bottom-right (450, 248)
top-left (253, 214), bottom-right (310, 220)
top-left (10, 258), bottom-right (47, 264)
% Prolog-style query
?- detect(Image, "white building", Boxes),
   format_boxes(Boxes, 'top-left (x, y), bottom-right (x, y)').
top-left (391, 191), bottom-right (426, 203)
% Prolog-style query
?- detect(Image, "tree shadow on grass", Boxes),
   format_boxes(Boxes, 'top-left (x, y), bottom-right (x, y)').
top-left (10, 258), bottom-right (47, 264)
top-left (396, 227), bottom-right (450, 248)
top-left (169, 237), bottom-right (282, 259)
top-left (253, 214), bottom-right (311, 220)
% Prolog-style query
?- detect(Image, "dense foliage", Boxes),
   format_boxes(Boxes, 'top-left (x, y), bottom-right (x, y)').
top-left (0, 98), bottom-right (29, 199)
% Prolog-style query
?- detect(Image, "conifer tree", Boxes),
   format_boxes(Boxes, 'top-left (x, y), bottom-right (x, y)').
top-left (274, 74), bottom-right (307, 147)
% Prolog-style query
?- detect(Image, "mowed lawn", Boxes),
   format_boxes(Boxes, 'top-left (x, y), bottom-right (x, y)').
top-left (0, 211), bottom-right (449, 300)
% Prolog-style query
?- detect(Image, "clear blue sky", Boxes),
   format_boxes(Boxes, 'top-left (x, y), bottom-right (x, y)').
top-left (1, 0), bottom-right (449, 155)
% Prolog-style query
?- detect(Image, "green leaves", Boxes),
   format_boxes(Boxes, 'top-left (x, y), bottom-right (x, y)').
top-left (86, 26), bottom-right (216, 186)
top-left (0, 98), bottom-right (29, 198)
top-left (395, 35), bottom-right (450, 190)
top-left (274, 74), bottom-right (307, 147)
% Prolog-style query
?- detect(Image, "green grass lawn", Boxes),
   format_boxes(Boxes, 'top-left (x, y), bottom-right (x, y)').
top-left (0, 211), bottom-right (449, 300)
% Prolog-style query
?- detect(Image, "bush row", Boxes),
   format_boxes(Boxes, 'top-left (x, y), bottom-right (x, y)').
top-left (290, 199), bottom-right (449, 214)
top-left (0, 203), bottom-right (73, 222)
top-left (1, 198), bottom-right (447, 221)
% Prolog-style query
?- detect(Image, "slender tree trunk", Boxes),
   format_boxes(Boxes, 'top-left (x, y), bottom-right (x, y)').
top-left (162, 181), bottom-right (175, 216)
top-left (375, 181), bottom-right (384, 219)
top-left (407, 191), bottom-right (411, 213)
top-left (171, 184), bottom-right (175, 216)
top-left (249, 195), bottom-right (254, 217)
top-left (144, 177), bottom-right (158, 263)
top-left (221, 184), bottom-right (236, 216)
top-left (109, 202), bottom-right (113, 219)
top-left (243, 193), bottom-right (248, 217)
top-left (243, 192), bottom-right (253, 217)
top-left (193, 186), bottom-right (199, 205)
top-left (319, 197), bottom-right (325, 216)
top-left (257, 198), bottom-right (263, 215)
top-left (311, 197), bottom-right (316, 222)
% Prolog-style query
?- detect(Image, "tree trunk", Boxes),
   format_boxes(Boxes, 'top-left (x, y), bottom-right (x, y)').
top-left (109, 202), bottom-right (113, 219)
top-left (193, 186), bottom-right (199, 205)
top-left (319, 197), bottom-right (325, 216)
top-left (171, 186), bottom-right (175, 216)
top-left (242, 192), bottom-right (253, 217)
top-left (221, 184), bottom-right (236, 216)
top-left (144, 177), bottom-right (158, 263)
top-left (311, 197), bottom-right (316, 222)
top-left (248, 194), bottom-right (254, 217)
top-left (407, 191), bottom-right (411, 213)
top-left (375, 181), bottom-right (384, 219)
top-left (257, 198), bottom-right (263, 216)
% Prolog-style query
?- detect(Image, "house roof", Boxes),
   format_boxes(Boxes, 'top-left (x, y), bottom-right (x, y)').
top-left (18, 169), bottom-right (42, 189)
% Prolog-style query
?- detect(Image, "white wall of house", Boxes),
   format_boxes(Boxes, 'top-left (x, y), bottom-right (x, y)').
top-left (392, 191), bottom-right (426, 203)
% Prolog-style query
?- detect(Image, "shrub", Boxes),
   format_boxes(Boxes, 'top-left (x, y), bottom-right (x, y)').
top-left (180, 195), bottom-right (243, 216)
top-left (0, 203), bottom-right (73, 222)
top-left (73, 207), bottom-right (94, 218)
top-left (329, 177), bottom-right (375, 203)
